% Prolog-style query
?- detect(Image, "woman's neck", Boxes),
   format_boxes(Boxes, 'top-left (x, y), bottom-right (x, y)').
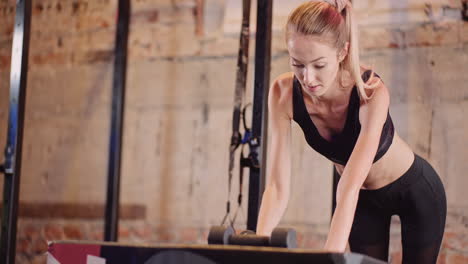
top-left (308, 71), bottom-right (354, 112)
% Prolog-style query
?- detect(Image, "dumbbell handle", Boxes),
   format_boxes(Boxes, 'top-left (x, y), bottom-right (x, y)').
top-left (228, 234), bottom-right (270, 247)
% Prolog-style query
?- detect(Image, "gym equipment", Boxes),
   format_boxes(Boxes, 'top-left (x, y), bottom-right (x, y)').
top-left (224, 0), bottom-right (252, 228)
top-left (270, 227), bottom-right (297, 248)
top-left (104, 0), bottom-right (131, 242)
top-left (47, 240), bottom-right (388, 264)
top-left (222, 0), bottom-right (273, 235)
top-left (246, 0), bottom-right (273, 232)
top-left (0, 1), bottom-right (32, 264)
top-left (207, 226), bottom-right (297, 249)
top-left (207, 226), bottom-right (235, 245)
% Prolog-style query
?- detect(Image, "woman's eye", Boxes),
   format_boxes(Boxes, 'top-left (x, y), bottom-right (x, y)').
top-left (315, 65), bottom-right (325, 69)
top-left (292, 64), bottom-right (304, 68)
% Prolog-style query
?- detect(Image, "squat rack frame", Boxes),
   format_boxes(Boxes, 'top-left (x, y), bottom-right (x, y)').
top-left (0, 1), bottom-right (32, 263)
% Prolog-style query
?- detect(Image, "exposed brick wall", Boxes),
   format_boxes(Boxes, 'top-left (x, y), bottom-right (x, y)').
top-left (0, 0), bottom-right (467, 264)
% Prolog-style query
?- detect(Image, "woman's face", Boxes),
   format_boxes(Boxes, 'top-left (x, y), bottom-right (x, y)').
top-left (287, 32), bottom-right (344, 98)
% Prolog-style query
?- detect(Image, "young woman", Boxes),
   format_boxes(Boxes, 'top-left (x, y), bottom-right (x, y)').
top-left (256, 1), bottom-right (447, 263)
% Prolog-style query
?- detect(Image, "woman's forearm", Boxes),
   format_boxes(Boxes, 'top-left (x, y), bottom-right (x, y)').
top-left (324, 187), bottom-right (360, 252)
top-left (256, 185), bottom-right (289, 236)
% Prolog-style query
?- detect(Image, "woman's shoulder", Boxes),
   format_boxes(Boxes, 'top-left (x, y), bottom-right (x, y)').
top-left (271, 72), bottom-right (295, 98)
top-left (273, 71), bottom-right (295, 88)
top-left (356, 66), bottom-right (390, 125)
top-left (269, 72), bottom-right (295, 119)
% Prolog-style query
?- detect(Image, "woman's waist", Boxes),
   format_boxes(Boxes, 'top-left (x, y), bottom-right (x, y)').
top-left (334, 133), bottom-right (415, 190)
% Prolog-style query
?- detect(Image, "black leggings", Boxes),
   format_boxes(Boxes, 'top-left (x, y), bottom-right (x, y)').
top-left (332, 154), bottom-right (447, 263)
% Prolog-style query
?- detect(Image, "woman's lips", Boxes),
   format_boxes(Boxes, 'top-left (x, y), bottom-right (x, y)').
top-left (306, 85), bottom-right (320, 92)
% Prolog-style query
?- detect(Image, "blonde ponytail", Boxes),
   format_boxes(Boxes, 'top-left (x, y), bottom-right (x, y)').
top-left (341, 2), bottom-right (379, 100)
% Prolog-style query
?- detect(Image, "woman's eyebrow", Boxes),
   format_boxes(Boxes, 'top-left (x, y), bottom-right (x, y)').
top-left (291, 56), bottom-right (325, 63)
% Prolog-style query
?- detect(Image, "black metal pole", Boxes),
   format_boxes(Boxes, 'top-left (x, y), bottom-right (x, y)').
top-left (104, 0), bottom-right (131, 242)
top-left (247, 0), bottom-right (273, 232)
top-left (332, 167), bottom-right (339, 219)
top-left (0, 1), bottom-right (31, 263)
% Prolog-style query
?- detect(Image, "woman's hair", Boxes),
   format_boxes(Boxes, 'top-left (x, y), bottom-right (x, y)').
top-left (286, 0), bottom-right (379, 100)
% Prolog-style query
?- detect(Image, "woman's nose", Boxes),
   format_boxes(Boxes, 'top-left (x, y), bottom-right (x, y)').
top-left (304, 69), bottom-right (316, 86)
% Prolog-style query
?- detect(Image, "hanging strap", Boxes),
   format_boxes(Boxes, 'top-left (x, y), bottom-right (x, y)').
top-left (222, 0), bottom-right (252, 227)
top-left (231, 104), bottom-right (254, 225)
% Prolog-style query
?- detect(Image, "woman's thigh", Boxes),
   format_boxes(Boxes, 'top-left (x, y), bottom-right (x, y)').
top-left (348, 194), bottom-right (393, 262)
top-left (398, 156), bottom-right (447, 264)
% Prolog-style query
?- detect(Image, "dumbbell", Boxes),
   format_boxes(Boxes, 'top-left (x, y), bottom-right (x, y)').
top-left (207, 226), bottom-right (297, 248)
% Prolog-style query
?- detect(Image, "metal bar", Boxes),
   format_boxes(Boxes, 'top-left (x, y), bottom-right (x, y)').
top-left (0, 0), bottom-right (32, 263)
top-left (332, 167), bottom-right (339, 219)
top-left (247, 0), bottom-right (273, 232)
top-left (104, 0), bottom-right (131, 242)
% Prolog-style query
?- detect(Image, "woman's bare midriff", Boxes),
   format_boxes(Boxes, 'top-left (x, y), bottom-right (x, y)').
top-left (333, 132), bottom-right (415, 190)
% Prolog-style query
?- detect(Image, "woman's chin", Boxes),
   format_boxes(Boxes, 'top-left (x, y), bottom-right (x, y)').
top-left (305, 87), bottom-right (326, 98)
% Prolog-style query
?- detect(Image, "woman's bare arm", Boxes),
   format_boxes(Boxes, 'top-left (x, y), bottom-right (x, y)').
top-left (324, 81), bottom-right (390, 252)
top-left (256, 76), bottom-right (293, 236)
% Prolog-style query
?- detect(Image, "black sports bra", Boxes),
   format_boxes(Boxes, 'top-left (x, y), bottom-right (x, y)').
top-left (292, 70), bottom-right (394, 166)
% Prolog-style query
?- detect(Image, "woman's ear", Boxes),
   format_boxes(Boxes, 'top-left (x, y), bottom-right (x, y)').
top-left (338, 42), bottom-right (349, 63)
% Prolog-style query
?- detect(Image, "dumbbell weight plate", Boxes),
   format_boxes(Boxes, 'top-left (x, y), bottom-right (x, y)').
top-left (270, 227), bottom-right (297, 248)
top-left (207, 226), bottom-right (235, 245)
